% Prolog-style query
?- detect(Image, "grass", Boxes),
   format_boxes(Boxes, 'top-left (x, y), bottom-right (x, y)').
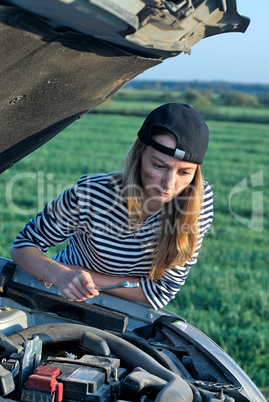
top-left (0, 109), bottom-right (268, 395)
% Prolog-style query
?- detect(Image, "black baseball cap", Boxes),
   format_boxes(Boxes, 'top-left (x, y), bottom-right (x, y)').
top-left (138, 103), bottom-right (209, 165)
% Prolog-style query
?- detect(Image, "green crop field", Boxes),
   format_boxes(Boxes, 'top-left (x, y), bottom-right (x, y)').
top-left (0, 97), bottom-right (268, 397)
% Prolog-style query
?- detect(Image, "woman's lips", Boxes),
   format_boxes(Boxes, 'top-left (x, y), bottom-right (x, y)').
top-left (157, 189), bottom-right (174, 197)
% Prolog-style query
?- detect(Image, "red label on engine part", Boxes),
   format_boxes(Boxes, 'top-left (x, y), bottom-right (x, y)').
top-left (35, 366), bottom-right (61, 379)
top-left (26, 374), bottom-right (57, 391)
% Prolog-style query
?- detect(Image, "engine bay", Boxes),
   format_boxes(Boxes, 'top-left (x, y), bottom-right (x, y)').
top-left (1, 320), bottom-right (247, 402)
top-left (0, 260), bottom-right (265, 401)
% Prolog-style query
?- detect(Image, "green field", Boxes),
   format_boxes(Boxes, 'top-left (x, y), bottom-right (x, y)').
top-left (0, 97), bottom-right (268, 397)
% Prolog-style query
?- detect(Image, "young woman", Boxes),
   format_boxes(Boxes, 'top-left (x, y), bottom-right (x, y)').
top-left (10, 103), bottom-right (213, 310)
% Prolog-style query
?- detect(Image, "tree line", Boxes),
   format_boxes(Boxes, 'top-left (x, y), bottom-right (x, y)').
top-left (127, 80), bottom-right (269, 95)
top-left (117, 85), bottom-right (269, 109)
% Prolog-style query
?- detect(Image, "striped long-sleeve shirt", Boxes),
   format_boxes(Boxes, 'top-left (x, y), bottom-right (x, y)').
top-left (12, 173), bottom-right (213, 309)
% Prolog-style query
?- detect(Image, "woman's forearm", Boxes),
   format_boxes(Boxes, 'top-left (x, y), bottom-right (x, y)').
top-left (9, 245), bottom-right (149, 305)
top-left (10, 245), bottom-right (58, 282)
top-left (88, 270), bottom-right (149, 304)
top-left (9, 245), bottom-right (98, 300)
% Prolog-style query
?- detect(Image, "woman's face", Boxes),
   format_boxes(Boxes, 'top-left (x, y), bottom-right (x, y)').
top-left (140, 134), bottom-right (197, 215)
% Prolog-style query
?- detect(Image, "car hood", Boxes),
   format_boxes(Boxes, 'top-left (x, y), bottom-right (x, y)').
top-left (0, 0), bottom-right (250, 174)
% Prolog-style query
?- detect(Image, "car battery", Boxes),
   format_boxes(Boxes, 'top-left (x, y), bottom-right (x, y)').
top-left (45, 355), bottom-right (126, 401)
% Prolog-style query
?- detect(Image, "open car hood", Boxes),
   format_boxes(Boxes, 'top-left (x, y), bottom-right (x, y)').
top-left (0, 0), bottom-right (250, 173)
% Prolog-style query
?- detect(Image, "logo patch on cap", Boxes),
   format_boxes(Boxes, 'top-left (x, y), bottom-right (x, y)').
top-left (174, 149), bottom-right (185, 160)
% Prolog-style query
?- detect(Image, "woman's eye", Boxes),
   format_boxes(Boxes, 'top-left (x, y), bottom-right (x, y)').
top-left (154, 164), bottom-right (164, 169)
top-left (178, 170), bottom-right (190, 175)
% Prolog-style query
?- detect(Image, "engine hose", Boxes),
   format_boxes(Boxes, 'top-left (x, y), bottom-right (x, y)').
top-left (189, 383), bottom-right (203, 402)
top-left (8, 323), bottom-right (193, 402)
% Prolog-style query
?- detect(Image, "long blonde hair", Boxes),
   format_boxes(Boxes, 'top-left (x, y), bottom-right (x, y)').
top-left (122, 138), bottom-right (204, 281)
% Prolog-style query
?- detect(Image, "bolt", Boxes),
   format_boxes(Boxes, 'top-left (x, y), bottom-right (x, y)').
top-left (10, 95), bottom-right (25, 104)
top-left (215, 389), bottom-right (225, 400)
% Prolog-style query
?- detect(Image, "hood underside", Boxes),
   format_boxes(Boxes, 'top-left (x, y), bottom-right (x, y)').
top-left (0, 0), bottom-right (250, 174)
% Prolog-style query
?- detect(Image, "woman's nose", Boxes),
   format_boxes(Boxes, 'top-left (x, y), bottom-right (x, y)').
top-left (162, 170), bottom-right (176, 189)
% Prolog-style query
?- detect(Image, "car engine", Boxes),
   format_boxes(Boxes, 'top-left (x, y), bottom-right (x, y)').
top-left (0, 258), bottom-right (265, 401)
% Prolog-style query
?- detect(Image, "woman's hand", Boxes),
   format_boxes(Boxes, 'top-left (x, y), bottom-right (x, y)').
top-left (52, 264), bottom-right (99, 301)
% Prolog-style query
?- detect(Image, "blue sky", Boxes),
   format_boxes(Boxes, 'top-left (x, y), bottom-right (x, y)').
top-left (135, 0), bottom-right (269, 84)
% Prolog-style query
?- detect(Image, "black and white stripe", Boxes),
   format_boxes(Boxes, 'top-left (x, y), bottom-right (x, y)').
top-left (13, 173), bottom-right (213, 309)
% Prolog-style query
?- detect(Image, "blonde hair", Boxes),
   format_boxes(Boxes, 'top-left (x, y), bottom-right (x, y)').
top-left (122, 138), bottom-right (204, 281)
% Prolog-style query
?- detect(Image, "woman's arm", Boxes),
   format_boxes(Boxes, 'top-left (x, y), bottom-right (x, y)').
top-left (10, 245), bottom-right (149, 304)
top-left (87, 270), bottom-right (149, 304)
